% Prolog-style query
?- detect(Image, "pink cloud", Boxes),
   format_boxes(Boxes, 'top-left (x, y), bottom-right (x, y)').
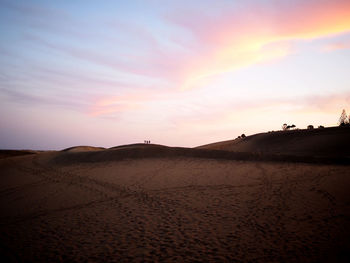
top-left (24, 33), bottom-right (187, 84)
top-left (166, 0), bottom-right (350, 90)
top-left (323, 41), bottom-right (350, 51)
top-left (89, 87), bottom-right (177, 117)
top-left (15, 0), bottom-right (350, 120)
top-left (170, 91), bottom-right (350, 131)
top-left (22, 1), bottom-right (350, 95)
top-left (91, 92), bottom-right (148, 115)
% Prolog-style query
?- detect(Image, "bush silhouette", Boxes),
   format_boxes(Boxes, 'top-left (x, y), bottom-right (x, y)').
top-left (338, 109), bottom-right (348, 126)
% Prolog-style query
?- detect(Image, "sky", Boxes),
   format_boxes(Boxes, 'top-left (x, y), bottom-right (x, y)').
top-left (1, 0), bottom-right (350, 150)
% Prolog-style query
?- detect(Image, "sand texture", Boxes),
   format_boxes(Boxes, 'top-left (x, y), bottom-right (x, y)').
top-left (1, 146), bottom-right (349, 262)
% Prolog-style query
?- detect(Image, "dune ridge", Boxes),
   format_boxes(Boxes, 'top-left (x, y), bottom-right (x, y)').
top-left (0, 150), bottom-right (38, 159)
top-left (53, 144), bottom-right (350, 166)
top-left (198, 126), bottom-right (350, 158)
top-left (62, 146), bottom-right (105, 152)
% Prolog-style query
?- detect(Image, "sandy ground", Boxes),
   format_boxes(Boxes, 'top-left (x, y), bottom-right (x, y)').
top-left (1, 152), bottom-right (349, 262)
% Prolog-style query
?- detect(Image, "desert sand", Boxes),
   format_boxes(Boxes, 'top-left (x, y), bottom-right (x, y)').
top-left (1, 129), bottom-right (350, 262)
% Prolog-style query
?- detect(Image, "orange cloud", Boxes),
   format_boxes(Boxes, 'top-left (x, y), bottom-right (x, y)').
top-left (90, 87), bottom-right (178, 117)
top-left (323, 41), bottom-right (350, 51)
top-left (181, 40), bottom-right (291, 90)
top-left (91, 1), bottom-right (350, 116)
top-left (172, 91), bottom-right (350, 138)
top-left (276, 1), bottom-right (350, 40)
top-left (90, 92), bottom-right (149, 116)
top-left (177, 0), bottom-right (350, 90)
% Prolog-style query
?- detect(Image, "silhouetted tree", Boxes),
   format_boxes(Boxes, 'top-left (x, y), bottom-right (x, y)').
top-left (241, 134), bottom-right (246, 138)
top-left (283, 124), bottom-right (295, 130)
top-left (339, 109), bottom-right (348, 126)
top-left (318, 125), bottom-right (324, 129)
top-left (307, 125), bottom-right (314, 129)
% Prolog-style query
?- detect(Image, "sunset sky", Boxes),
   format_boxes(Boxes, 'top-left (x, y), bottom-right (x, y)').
top-left (1, 0), bottom-right (350, 150)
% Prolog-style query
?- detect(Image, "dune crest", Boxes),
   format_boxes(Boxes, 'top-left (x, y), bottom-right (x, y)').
top-left (198, 126), bottom-right (350, 158)
top-left (62, 146), bottom-right (105, 152)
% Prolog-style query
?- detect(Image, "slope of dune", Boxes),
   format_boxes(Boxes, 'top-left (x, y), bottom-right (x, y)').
top-left (51, 143), bottom-right (350, 166)
top-left (62, 146), bottom-right (105, 152)
top-left (198, 126), bottom-right (350, 158)
top-left (0, 150), bottom-right (38, 159)
top-left (0, 151), bottom-right (349, 262)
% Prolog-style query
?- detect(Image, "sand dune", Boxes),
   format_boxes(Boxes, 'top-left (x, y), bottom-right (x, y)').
top-left (198, 126), bottom-right (350, 158)
top-left (0, 150), bottom-right (38, 159)
top-left (52, 143), bottom-right (350, 166)
top-left (1, 145), bottom-right (349, 262)
top-left (62, 146), bottom-right (105, 152)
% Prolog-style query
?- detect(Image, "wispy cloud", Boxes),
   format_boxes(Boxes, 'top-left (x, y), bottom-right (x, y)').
top-left (6, 0), bottom-right (350, 94)
top-left (166, 0), bottom-right (350, 89)
top-left (170, 91), bottom-right (350, 130)
top-left (90, 92), bottom-right (149, 117)
top-left (0, 87), bottom-right (89, 112)
top-left (0, 0), bottom-right (86, 39)
top-left (323, 41), bottom-right (350, 51)
top-left (23, 33), bottom-right (183, 84)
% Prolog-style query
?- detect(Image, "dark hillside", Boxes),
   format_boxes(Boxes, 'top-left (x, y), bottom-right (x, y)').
top-left (198, 126), bottom-right (350, 158)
